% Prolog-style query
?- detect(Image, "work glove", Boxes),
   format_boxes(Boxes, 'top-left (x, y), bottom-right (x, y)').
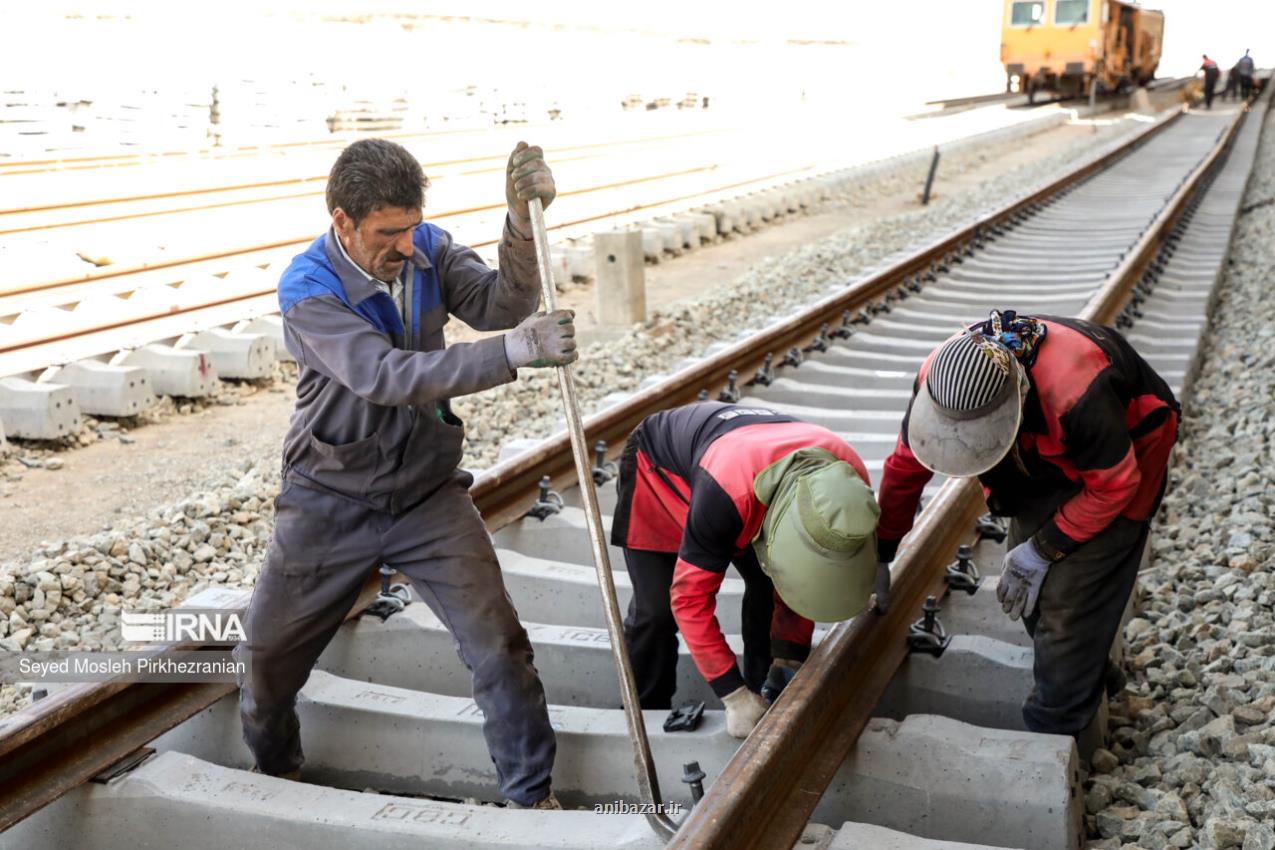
top-left (503, 310), bottom-right (578, 369)
top-left (996, 540), bottom-right (1052, 621)
top-left (506, 142), bottom-right (556, 237)
top-left (760, 659), bottom-right (801, 704)
top-left (871, 561), bottom-right (891, 615)
top-left (722, 686), bottom-right (768, 738)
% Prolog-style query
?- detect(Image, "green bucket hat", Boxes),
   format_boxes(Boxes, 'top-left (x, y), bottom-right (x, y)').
top-left (751, 448), bottom-right (881, 622)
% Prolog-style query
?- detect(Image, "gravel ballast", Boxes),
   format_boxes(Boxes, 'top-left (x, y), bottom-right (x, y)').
top-left (1083, 107), bottom-right (1275, 850)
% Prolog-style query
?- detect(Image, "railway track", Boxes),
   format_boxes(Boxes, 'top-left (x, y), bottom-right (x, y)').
top-left (0, 109), bottom-right (1070, 439)
top-left (0, 90), bottom-right (1266, 849)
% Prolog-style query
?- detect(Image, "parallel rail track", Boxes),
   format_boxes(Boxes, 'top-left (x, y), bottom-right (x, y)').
top-left (0, 90), bottom-right (1265, 849)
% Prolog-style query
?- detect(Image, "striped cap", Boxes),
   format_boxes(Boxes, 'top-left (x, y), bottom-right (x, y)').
top-left (925, 333), bottom-right (1015, 418)
top-left (907, 332), bottom-right (1026, 476)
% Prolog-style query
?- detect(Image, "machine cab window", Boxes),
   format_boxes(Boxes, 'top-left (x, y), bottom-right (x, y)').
top-left (1010, 1), bottom-right (1046, 26)
top-left (1054, 0), bottom-right (1090, 25)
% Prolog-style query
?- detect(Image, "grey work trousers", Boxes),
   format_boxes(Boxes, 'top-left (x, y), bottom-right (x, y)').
top-left (232, 472), bottom-right (556, 805)
top-left (1008, 495), bottom-right (1148, 737)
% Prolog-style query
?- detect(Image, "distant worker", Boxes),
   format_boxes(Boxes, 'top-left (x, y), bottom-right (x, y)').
top-left (1201, 54), bottom-right (1220, 108)
top-left (875, 311), bottom-right (1179, 739)
top-left (1221, 66), bottom-right (1238, 102)
top-left (233, 138), bottom-right (575, 809)
top-left (1236, 49), bottom-right (1256, 99)
top-left (611, 402), bottom-right (885, 737)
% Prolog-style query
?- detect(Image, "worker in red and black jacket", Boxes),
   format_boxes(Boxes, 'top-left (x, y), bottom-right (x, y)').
top-left (611, 402), bottom-right (885, 737)
top-left (876, 310), bottom-right (1179, 737)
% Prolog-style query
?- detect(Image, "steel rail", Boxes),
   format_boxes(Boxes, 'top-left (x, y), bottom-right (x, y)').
top-left (0, 102), bottom-right (1204, 834)
top-left (0, 162), bottom-right (806, 306)
top-left (665, 103), bottom-right (1251, 850)
top-left (0, 127), bottom-right (728, 222)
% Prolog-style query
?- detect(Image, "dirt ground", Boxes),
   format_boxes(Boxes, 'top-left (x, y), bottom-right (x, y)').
top-left (0, 117), bottom-right (1119, 565)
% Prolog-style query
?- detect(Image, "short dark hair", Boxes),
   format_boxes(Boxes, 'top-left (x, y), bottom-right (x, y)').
top-left (326, 139), bottom-right (429, 225)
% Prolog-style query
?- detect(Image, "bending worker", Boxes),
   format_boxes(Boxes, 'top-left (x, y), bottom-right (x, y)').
top-left (876, 310), bottom-right (1179, 738)
top-left (610, 401), bottom-right (885, 737)
top-left (233, 138), bottom-right (575, 809)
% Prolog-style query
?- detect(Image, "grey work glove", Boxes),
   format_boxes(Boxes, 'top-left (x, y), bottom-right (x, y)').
top-left (871, 561), bottom-right (891, 615)
top-left (506, 141), bottom-right (556, 238)
top-left (503, 309), bottom-right (577, 369)
top-left (996, 540), bottom-right (1052, 621)
top-left (721, 686), bottom-right (768, 739)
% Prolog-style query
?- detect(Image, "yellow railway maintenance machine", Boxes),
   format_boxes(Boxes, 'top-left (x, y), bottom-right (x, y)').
top-left (1002, 0), bottom-right (1164, 102)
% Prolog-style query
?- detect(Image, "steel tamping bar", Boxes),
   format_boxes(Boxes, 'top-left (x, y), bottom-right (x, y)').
top-left (527, 197), bottom-right (677, 840)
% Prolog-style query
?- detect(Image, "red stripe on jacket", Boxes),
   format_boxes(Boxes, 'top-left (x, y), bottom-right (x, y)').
top-left (626, 420), bottom-right (868, 685)
top-left (877, 319), bottom-right (1177, 561)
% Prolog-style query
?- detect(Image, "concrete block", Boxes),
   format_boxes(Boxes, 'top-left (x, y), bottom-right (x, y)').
top-left (659, 216), bottom-right (696, 250)
top-left (684, 212), bottom-right (717, 244)
top-left (546, 243), bottom-right (572, 289)
top-left (565, 242), bottom-right (593, 280)
top-left (112, 345), bottom-right (219, 398)
top-left (176, 328), bottom-right (275, 379)
top-left (316, 603), bottom-right (726, 708)
top-left (649, 220), bottom-right (682, 256)
top-left (829, 823), bottom-right (1020, 850)
top-left (150, 678), bottom-right (1079, 850)
top-left (0, 376), bottom-right (81, 439)
top-left (697, 204), bottom-right (735, 235)
top-left (638, 226), bottom-right (663, 261)
top-left (594, 230), bottom-right (646, 326)
top-left (494, 549), bottom-right (746, 632)
top-left (0, 750), bottom-right (667, 850)
top-left (39, 360), bottom-right (155, 418)
top-left (232, 315), bottom-right (291, 363)
top-left (873, 634), bottom-right (1032, 731)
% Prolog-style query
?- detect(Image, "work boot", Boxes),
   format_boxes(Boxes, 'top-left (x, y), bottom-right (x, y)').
top-left (250, 764), bottom-right (302, 781)
top-left (506, 791), bottom-right (563, 810)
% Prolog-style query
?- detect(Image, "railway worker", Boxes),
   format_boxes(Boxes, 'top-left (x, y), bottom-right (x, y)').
top-left (1236, 50), bottom-right (1256, 99)
top-left (610, 401), bottom-right (886, 737)
top-left (1200, 55), bottom-right (1220, 108)
top-left (232, 138), bottom-right (573, 809)
top-left (875, 310), bottom-right (1179, 739)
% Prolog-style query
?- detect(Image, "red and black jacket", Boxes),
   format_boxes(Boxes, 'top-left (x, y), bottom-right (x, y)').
top-left (878, 317), bottom-right (1179, 562)
top-left (611, 402), bottom-right (871, 697)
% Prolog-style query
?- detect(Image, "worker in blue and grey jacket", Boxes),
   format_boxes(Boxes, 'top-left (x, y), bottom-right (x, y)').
top-left (232, 138), bottom-right (575, 809)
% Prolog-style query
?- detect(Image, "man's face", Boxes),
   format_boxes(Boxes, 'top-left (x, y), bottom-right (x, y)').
top-left (333, 205), bottom-right (422, 282)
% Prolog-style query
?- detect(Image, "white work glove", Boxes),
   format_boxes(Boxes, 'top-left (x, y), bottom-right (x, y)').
top-left (503, 310), bottom-right (578, 369)
top-left (871, 561), bottom-right (891, 615)
top-left (996, 540), bottom-right (1052, 621)
top-left (721, 686), bottom-right (768, 738)
top-left (506, 141), bottom-right (556, 237)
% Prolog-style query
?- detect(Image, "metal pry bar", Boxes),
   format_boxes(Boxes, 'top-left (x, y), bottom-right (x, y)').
top-left (526, 196), bottom-right (677, 840)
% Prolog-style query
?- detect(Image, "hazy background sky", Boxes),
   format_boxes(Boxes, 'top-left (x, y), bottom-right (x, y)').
top-left (0, 1), bottom-right (1268, 144)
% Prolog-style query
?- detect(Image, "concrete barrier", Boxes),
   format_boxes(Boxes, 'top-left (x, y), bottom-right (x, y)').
top-left (0, 376), bottom-right (81, 439)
